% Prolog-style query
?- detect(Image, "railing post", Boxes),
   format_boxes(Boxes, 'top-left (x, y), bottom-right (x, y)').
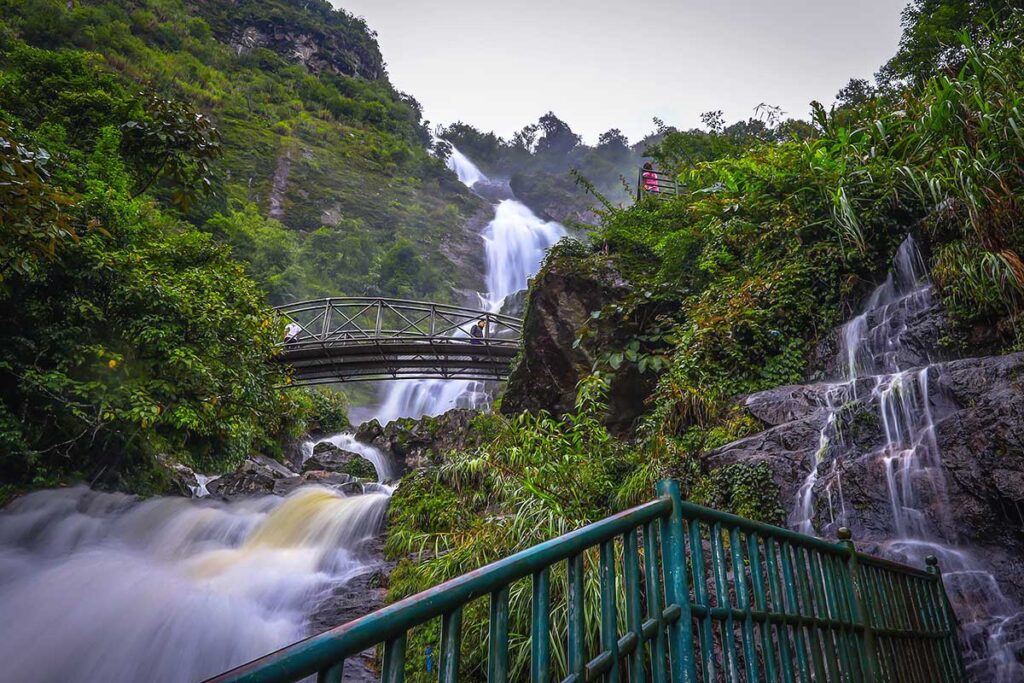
top-left (926, 555), bottom-right (966, 681)
top-left (839, 527), bottom-right (879, 682)
top-left (655, 480), bottom-right (696, 683)
top-left (324, 299), bottom-right (332, 341)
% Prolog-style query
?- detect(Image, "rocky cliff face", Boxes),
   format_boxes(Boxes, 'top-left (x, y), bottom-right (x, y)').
top-left (191, 0), bottom-right (385, 79)
top-left (501, 250), bottom-right (656, 433)
top-left (509, 172), bottom-right (599, 225)
top-left (702, 238), bottom-right (1024, 676)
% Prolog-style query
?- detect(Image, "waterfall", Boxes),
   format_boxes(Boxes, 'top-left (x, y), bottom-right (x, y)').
top-left (301, 431), bottom-right (397, 484)
top-left (791, 236), bottom-right (1023, 680)
top-left (375, 148), bottom-right (565, 424)
top-left (0, 484), bottom-right (390, 682)
top-left (447, 146), bottom-right (486, 187)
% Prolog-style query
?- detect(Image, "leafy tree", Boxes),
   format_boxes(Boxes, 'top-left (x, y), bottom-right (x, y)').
top-left (835, 78), bottom-right (876, 108)
top-left (878, 0), bottom-right (1022, 86)
top-left (120, 93), bottom-right (223, 207)
top-left (0, 123), bottom-right (78, 287)
top-left (535, 111), bottom-right (581, 157)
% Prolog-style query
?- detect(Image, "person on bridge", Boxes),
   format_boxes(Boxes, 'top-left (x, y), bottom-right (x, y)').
top-left (469, 319), bottom-right (486, 344)
top-left (283, 321), bottom-right (302, 343)
top-left (469, 319), bottom-right (486, 362)
top-left (642, 162), bottom-right (660, 194)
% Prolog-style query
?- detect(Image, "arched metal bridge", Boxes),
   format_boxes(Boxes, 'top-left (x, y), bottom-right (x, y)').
top-left (275, 297), bottom-right (522, 384)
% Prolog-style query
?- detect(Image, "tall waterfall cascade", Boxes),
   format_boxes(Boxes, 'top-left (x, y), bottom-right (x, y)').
top-left (376, 149), bottom-right (565, 423)
top-left (785, 236), bottom-right (1023, 680)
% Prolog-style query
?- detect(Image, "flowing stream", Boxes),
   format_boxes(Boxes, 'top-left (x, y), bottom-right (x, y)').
top-left (376, 149), bottom-right (565, 423)
top-left (0, 482), bottom-right (390, 682)
top-left (789, 237), bottom-right (1023, 680)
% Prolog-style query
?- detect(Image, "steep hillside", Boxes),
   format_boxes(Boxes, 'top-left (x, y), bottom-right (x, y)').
top-left (1, 0), bottom-right (484, 304)
top-left (0, 0), bottom-right (488, 496)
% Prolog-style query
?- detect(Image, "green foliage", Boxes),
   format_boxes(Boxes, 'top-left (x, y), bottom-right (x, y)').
top-left (386, 376), bottom-right (634, 681)
top-left (0, 122), bottom-right (79, 287)
top-left (120, 92), bottom-right (222, 207)
top-left (691, 463), bottom-right (785, 525)
top-left (293, 387), bottom-right (351, 436)
top-left (0, 0), bottom-right (480, 306)
top-left (0, 22), bottom-right (310, 490)
top-left (879, 0), bottom-right (1016, 86)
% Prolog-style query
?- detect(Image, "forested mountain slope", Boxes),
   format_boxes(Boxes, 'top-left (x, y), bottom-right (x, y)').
top-left (3, 0), bottom-right (483, 304)
top-left (0, 0), bottom-right (482, 497)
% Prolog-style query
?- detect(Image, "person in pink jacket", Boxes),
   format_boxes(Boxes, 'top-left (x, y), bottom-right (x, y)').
top-left (642, 161), bottom-right (660, 193)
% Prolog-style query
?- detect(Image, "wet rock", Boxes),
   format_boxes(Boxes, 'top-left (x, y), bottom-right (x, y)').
top-left (272, 472), bottom-right (363, 497)
top-left (304, 443), bottom-right (377, 479)
top-left (498, 288), bottom-right (527, 319)
top-left (932, 353), bottom-right (1024, 602)
top-left (806, 292), bottom-right (950, 381)
top-left (710, 352), bottom-right (1024, 605)
top-left (441, 202), bottom-right (489, 302)
top-left (153, 454), bottom-right (203, 497)
top-left (502, 252), bottom-right (655, 433)
top-left (356, 409), bottom-right (482, 473)
top-left (743, 384), bottom-right (829, 426)
top-left (207, 454), bottom-right (297, 499)
top-left (309, 559), bottom-right (392, 682)
top-left (701, 414), bottom-right (824, 507)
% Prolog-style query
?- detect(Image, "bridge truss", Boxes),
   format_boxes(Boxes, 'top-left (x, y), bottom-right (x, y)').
top-left (274, 297), bottom-right (522, 384)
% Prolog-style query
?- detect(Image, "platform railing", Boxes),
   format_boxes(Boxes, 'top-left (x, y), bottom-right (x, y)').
top-left (206, 480), bottom-right (965, 683)
top-left (637, 168), bottom-right (680, 201)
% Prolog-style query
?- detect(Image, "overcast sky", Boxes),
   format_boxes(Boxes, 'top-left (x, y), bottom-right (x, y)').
top-left (335, 0), bottom-right (908, 145)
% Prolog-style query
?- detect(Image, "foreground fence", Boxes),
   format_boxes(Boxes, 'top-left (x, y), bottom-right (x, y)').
top-left (207, 480), bottom-right (964, 682)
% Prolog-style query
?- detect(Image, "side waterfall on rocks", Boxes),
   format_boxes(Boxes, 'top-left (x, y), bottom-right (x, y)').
top-left (736, 236), bottom-right (1024, 679)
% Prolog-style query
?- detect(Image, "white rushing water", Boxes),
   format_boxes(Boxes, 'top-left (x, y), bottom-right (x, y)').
top-left (301, 431), bottom-right (397, 484)
top-left (0, 484), bottom-right (390, 682)
top-left (790, 236), bottom-right (1023, 680)
top-left (375, 148), bottom-right (565, 424)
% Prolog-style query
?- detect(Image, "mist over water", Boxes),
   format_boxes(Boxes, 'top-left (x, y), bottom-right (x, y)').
top-left (0, 484), bottom-right (390, 682)
top-left (374, 148), bottom-right (564, 424)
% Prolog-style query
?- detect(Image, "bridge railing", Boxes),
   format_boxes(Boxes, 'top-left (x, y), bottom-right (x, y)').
top-left (206, 480), bottom-right (964, 683)
top-left (277, 297), bottom-right (521, 348)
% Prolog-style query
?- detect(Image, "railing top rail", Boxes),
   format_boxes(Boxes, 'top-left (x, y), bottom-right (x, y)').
top-left (639, 168), bottom-right (675, 177)
top-left (274, 297), bottom-right (522, 327)
top-left (205, 497), bottom-right (673, 683)
top-left (856, 549), bottom-right (935, 579)
top-left (676, 499), bottom-right (849, 557)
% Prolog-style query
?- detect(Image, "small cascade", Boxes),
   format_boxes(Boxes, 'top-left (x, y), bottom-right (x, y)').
top-left (0, 484), bottom-right (390, 682)
top-left (375, 148), bottom-right (564, 423)
top-left (790, 236), bottom-right (1023, 679)
top-left (301, 431), bottom-right (396, 484)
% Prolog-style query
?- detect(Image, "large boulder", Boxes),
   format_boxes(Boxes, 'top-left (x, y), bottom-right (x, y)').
top-left (304, 443), bottom-right (377, 480)
top-left (501, 251), bottom-right (655, 433)
top-left (207, 454), bottom-right (294, 499)
top-left (356, 409), bottom-right (482, 473)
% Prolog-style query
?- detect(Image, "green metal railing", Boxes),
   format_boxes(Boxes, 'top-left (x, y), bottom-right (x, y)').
top-left (206, 481), bottom-right (964, 682)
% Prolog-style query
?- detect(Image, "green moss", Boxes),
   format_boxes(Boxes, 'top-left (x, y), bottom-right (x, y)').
top-left (690, 463), bottom-right (785, 525)
top-left (339, 457), bottom-right (376, 480)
